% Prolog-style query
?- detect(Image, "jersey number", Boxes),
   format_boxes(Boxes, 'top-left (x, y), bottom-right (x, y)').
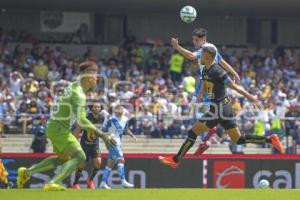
top-left (204, 81), bottom-right (215, 99)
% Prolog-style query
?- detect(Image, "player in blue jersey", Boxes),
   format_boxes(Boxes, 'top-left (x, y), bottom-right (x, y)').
top-left (171, 27), bottom-right (240, 82)
top-left (100, 105), bottom-right (137, 189)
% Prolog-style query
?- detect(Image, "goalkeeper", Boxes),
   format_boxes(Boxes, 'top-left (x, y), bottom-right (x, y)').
top-left (17, 61), bottom-right (116, 191)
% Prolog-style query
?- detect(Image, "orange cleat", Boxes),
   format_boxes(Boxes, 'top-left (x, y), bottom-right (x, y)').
top-left (87, 179), bottom-right (95, 189)
top-left (270, 134), bottom-right (285, 154)
top-left (72, 183), bottom-right (80, 189)
top-left (158, 156), bottom-right (179, 169)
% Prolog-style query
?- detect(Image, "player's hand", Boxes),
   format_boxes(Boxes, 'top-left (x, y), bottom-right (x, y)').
top-left (170, 38), bottom-right (179, 48)
top-left (95, 129), bottom-right (117, 146)
top-left (232, 72), bottom-right (240, 83)
top-left (249, 98), bottom-right (264, 110)
top-left (133, 136), bottom-right (138, 142)
top-left (102, 134), bottom-right (117, 147)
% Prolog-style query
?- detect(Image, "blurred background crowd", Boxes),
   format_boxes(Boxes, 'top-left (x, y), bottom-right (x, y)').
top-left (0, 27), bottom-right (299, 153)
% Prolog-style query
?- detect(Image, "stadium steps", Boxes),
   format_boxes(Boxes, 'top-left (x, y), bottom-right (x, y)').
top-left (1, 135), bottom-right (272, 154)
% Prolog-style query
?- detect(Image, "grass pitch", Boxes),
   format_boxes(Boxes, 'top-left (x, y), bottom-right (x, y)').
top-left (0, 189), bottom-right (299, 200)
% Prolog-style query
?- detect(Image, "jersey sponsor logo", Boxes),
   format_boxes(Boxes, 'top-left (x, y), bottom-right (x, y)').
top-left (213, 160), bottom-right (245, 188)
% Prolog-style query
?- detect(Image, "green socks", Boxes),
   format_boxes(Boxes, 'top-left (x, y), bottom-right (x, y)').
top-left (29, 156), bottom-right (66, 175)
top-left (49, 151), bottom-right (86, 184)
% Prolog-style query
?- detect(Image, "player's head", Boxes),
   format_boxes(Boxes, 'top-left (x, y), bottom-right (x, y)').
top-left (114, 105), bottom-right (124, 117)
top-left (201, 44), bottom-right (217, 66)
top-left (79, 61), bottom-right (98, 89)
top-left (192, 27), bottom-right (207, 48)
top-left (89, 101), bottom-right (102, 115)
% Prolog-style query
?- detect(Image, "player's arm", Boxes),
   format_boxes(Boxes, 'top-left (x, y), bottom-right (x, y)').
top-left (73, 93), bottom-right (116, 146)
top-left (77, 107), bottom-right (116, 146)
top-left (193, 80), bottom-right (205, 104)
top-left (219, 58), bottom-right (240, 82)
top-left (170, 38), bottom-right (197, 60)
top-left (198, 80), bottom-right (206, 102)
top-left (215, 67), bottom-right (262, 110)
top-left (228, 82), bottom-right (263, 110)
top-left (192, 79), bottom-right (202, 100)
top-left (124, 123), bottom-right (137, 142)
top-left (73, 122), bottom-right (81, 140)
top-left (101, 117), bottom-right (111, 133)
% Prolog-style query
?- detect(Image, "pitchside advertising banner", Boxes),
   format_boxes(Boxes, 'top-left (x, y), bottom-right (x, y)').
top-left (1, 154), bottom-right (300, 188)
top-left (1, 154), bottom-right (203, 188)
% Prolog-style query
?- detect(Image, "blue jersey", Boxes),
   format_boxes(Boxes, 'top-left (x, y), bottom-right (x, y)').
top-left (194, 43), bottom-right (223, 102)
top-left (102, 115), bottom-right (129, 145)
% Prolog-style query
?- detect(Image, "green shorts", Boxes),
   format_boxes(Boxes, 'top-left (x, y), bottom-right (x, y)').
top-left (46, 121), bottom-right (81, 155)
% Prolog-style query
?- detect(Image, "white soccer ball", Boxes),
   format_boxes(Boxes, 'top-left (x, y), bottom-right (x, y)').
top-left (180, 6), bottom-right (197, 23)
top-left (259, 179), bottom-right (270, 189)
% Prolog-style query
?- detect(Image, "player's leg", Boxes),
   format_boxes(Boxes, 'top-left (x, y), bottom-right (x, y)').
top-left (17, 155), bottom-right (67, 188)
top-left (100, 159), bottom-right (114, 189)
top-left (72, 144), bottom-right (89, 189)
top-left (117, 158), bottom-right (134, 188)
top-left (173, 121), bottom-right (210, 161)
top-left (159, 120), bottom-right (214, 168)
top-left (193, 107), bottom-right (217, 155)
top-left (17, 134), bottom-right (68, 189)
top-left (113, 146), bottom-right (133, 188)
top-left (227, 127), bottom-right (284, 153)
top-left (221, 102), bottom-right (285, 154)
top-left (43, 133), bottom-right (86, 191)
top-left (86, 147), bottom-right (101, 189)
top-left (44, 147), bottom-right (85, 191)
top-left (72, 161), bottom-right (87, 189)
top-left (194, 127), bottom-right (217, 155)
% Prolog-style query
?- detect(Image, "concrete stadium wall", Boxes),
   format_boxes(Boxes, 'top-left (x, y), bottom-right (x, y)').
top-left (1, 11), bottom-right (300, 47)
top-left (127, 14), bottom-right (246, 46)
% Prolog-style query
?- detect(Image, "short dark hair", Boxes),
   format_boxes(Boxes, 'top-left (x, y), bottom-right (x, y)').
top-left (115, 104), bottom-right (124, 109)
top-left (202, 45), bottom-right (216, 58)
top-left (78, 61), bottom-right (97, 73)
top-left (88, 101), bottom-right (102, 111)
top-left (192, 27), bottom-right (208, 38)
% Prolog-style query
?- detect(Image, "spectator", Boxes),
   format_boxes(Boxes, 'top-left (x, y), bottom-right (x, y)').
top-left (21, 73), bottom-right (39, 94)
top-left (9, 71), bottom-right (23, 96)
top-left (0, 33), bottom-right (298, 156)
top-left (182, 71), bottom-right (196, 94)
top-left (165, 120), bottom-right (182, 139)
top-left (33, 59), bottom-right (48, 81)
top-left (16, 102), bottom-right (31, 135)
top-left (169, 51), bottom-right (184, 85)
top-left (139, 108), bottom-right (154, 135)
top-left (31, 125), bottom-right (47, 153)
top-left (292, 127), bottom-right (300, 154)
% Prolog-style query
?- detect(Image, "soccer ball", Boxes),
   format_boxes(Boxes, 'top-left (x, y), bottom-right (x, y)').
top-left (259, 179), bottom-right (270, 188)
top-left (180, 6), bottom-right (197, 23)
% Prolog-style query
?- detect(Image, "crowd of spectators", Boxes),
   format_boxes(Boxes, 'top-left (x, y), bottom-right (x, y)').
top-left (0, 28), bottom-right (299, 153)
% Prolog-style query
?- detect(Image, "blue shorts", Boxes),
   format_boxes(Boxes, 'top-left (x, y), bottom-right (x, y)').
top-left (196, 101), bottom-right (210, 120)
top-left (108, 145), bottom-right (124, 161)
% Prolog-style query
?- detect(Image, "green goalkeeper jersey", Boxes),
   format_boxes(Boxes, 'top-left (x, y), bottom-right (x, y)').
top-left (47, 81), bottom-right (96, 133)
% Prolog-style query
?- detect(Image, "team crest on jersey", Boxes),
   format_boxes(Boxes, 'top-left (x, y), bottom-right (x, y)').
top-left (203, 75), bottom-right (212, 80)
